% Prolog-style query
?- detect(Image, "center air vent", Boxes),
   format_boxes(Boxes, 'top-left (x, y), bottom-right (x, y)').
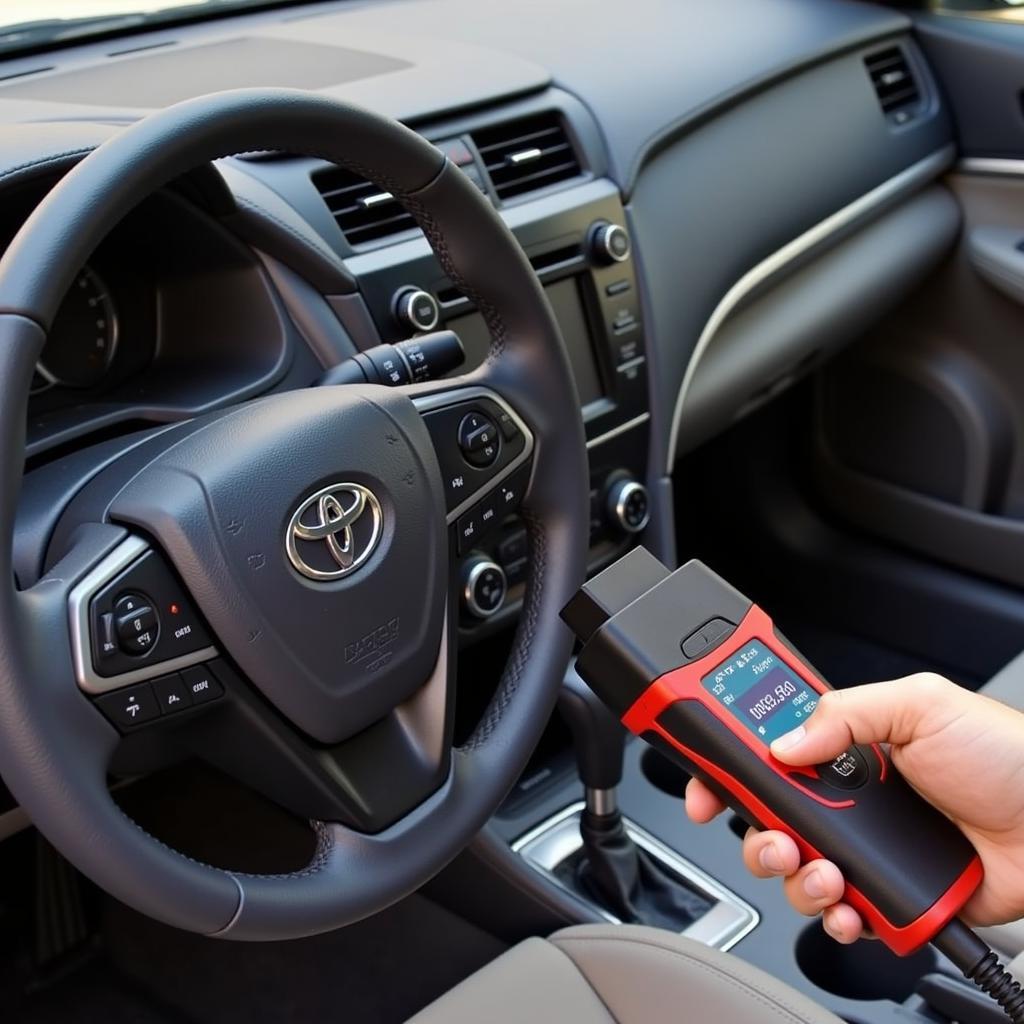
top-left (311, 165), bottom-right (419, 247)
top-left (472, 112), bottom-right (582, 202)
top-left (865, 47), bottom-right (921, 124)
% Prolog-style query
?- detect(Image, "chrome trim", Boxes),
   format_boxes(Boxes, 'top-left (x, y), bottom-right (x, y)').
top-left (665, 144), bottom-right (956, 472)
top-left (614, 355), bottom-right (646, 374)
top-left (611, 479), bottom-right (650, 534)
top-left (513, 803), bottom-right (759, 951)
top-left (957, 157), bottom-right (1024, 178)
top-left (585, 412), bottom-right (650, 451)
top-left (585, 787), bottom-right (618, 817)
top-left (462, 558), bottom-right (507, 619)
top-left (509, 147), bottom-right (542, 165)
top-left (69, 536), bottom-right (217, 696)
top-left (359, 190), bottom-right (395, 208)
top-left (412, 386), bottom-right (535, 524)
top-left (285, 482), bottom-right (383, 582)
top-left (395, 287), bottom-right (440, 333)
top-left (597, 223), bottom-right (631, 263)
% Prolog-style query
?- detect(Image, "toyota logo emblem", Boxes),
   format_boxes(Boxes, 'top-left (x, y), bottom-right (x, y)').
top-left (286, 483), bottom-right (383, 581)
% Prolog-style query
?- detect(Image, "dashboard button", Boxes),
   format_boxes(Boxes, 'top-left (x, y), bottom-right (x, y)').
top-left (152, 673), bottom-right (191, 715)
top-left (393, 287), bottom-right (439, 333)
top-left (462, 557), bottom-right (507, 619)
top-left (181, 664), bottom-right (225, 705)
top-left (95, 682), bottom-right (159, 730)
top-left (498, 529), bottom-right (527, 566)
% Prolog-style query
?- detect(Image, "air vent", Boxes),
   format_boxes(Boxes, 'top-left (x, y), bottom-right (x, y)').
top-left (312, 165), bottom-right (419, 247)
top-left (472, 112), bottom-right (582, 202)
top-left (865, 47), bottom-right (921, 122)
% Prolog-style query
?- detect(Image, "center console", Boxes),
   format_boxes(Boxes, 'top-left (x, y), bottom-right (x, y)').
top-left (341, 180), bottom-right (653, 637)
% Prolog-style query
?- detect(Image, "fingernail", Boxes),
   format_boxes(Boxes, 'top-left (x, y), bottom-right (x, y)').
top-left (771, 725), bottom-right (806, 753)
top-left (759, 843), bottom-right (784, 873)
top-left (804, 869), bottom-right (827, 900)
top-left (824, 918), bottom-right (844, 942)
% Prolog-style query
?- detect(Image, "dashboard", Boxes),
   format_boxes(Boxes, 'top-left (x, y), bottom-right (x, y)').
top-left (0, 0), bottom-right (960, 641)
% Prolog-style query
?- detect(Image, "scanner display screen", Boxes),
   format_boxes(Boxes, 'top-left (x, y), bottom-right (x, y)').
top-left (701, 640), bottom-right (819, 745)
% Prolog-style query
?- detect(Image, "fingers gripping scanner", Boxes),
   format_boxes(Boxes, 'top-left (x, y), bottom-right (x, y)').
top-left (561, 547), bottom-right (1024, 1022)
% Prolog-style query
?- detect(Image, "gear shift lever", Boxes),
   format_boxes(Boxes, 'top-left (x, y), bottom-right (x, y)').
top-left (559, 668), bottom-right (626, 818)
top-left (558, 666), bottom-right (712, 929)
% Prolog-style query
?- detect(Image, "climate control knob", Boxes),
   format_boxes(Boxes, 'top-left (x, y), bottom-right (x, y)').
top-left (590, 222), bottom-right (631, 264)
top-left (606, 478), bottom-right (650, 534)
top-left (393, 286), bottom-right (440, 333)
top-left (462, 556), bottom-right (507, 619)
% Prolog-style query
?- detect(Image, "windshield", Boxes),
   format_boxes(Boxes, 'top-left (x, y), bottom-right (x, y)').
top-left (0, 1), bottom-right (310, 57)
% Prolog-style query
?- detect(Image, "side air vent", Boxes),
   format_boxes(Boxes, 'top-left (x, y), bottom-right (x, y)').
top-left (311, 165), bottom-right (419, 247)
top-left (865, 47), bottom-right (921, 123)
top-left (472, 112), bottom-right (582, 202)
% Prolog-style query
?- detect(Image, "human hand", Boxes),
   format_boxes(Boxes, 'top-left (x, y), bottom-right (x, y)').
top-left (685, 673), bottom-right (1024, 942)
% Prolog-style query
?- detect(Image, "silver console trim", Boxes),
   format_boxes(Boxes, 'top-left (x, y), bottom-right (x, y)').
top-left (586, 411), bottom-right (650, 451)
top-left (512, 802), bottom-right (759, 951)
top-left (957, 157), bottom-right (1024, 177)
top-left (69, 535), bottom-right (218, 695)
top-left (413, 385), bottom-right (535, 525)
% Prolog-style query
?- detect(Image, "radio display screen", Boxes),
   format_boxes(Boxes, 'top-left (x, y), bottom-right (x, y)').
top-left (447, 276), bottom-right (604, 407)
top-left (700, 640), bottom-right (820, 746)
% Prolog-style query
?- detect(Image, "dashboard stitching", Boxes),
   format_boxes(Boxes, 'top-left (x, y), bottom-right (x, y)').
top-left (0, 146), bottom-right (96, 187)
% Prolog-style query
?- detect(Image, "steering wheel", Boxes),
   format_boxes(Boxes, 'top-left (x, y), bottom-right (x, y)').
top-left (0, 89), bottom-right (588, 939)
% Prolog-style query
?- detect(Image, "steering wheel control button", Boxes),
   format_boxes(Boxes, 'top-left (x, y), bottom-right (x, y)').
top-left (819, 747), bottom-right (870, 791)
top-left (152, 674), bottom-right (191, 715)
top-left (462, 557), bottom-right (507, 619)
top-left (97, 612), bottom-right (118, 659)
top-left (88, 550), bottom-right (215, 678)
top-left (421, 396), bottom-right (529, 513)
top-left (95, 683), bottom-right (159, 730)
top-left (114, 596), bottom-right (159, 655)
top-left (393, 286), bottom-right (439, 334)
top-left (590, 222), bottom-right (632, 264)
top-left (457, 412), bottom-right (500, 468)
top-left (181, 663), bottom-right (225, 705)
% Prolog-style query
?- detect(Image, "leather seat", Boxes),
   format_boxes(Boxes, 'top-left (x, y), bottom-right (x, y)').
top-left (408, 924), bottom-right (841, 1024)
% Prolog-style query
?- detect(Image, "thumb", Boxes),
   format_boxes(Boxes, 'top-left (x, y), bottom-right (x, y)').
top-left (768, 674), bottom-right (948, 766)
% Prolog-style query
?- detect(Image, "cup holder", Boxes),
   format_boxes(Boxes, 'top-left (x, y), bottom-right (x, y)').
top-left (640, 746), bottom-right (691, 798)
top-left (796, 922), bottom-right (935, 1002)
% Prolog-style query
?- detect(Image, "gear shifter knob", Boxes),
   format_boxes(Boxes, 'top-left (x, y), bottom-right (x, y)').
top-left (559, 665), bottom-right (626, 805)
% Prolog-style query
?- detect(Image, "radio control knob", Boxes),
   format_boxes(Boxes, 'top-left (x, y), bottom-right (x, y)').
top-left (462, 556), bottom-right (507, 619)
top-left (393, 286), bottom-right (440, 333)
top-left (606, 478), bottom-right (650, 534)
top-left (590, 222), bottom-right (631, 265)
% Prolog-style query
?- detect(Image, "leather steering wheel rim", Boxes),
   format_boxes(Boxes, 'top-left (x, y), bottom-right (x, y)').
top-left (0, 89), bottom-right (588, 939)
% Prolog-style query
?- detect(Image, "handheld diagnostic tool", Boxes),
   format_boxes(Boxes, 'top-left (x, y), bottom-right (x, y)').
top-left (562, 547), bottom-right (1024, 1020)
